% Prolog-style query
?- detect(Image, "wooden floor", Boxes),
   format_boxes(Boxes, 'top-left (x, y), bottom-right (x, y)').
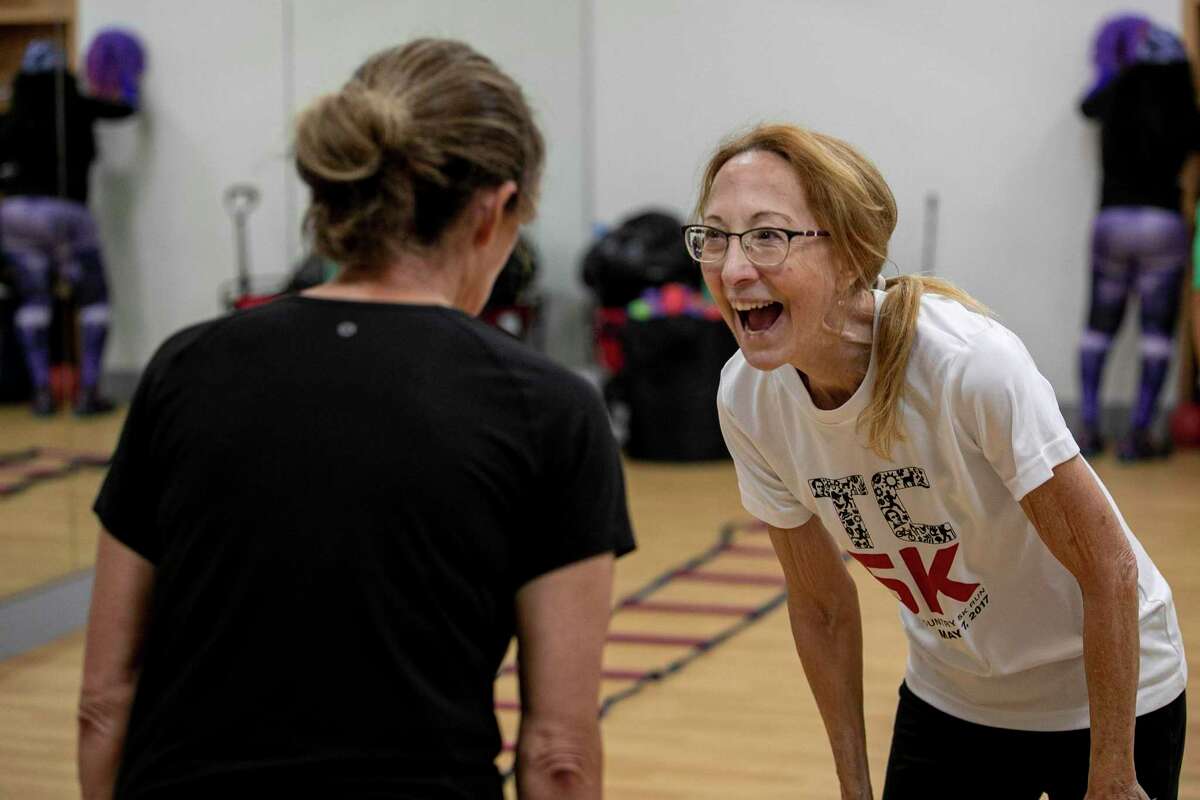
top-left (0, 430), bottom-right (1198, 797)
top-left (0, 406), bottom-right (122, 599)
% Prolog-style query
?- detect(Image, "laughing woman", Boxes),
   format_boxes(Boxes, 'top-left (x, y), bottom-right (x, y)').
top-left (687, 125), bottom-right (1187, 800)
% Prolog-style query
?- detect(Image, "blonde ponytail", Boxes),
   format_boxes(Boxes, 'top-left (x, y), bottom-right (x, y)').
top-left (860, 275), bottom-right (990, 459)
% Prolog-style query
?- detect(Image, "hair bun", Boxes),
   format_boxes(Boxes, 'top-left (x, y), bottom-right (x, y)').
top-left (296, 86), bottom-right (411, 185)
top-left (295, 39), bottom-right (544, 270)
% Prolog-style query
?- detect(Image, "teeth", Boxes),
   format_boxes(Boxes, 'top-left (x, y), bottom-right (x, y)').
top-left (730, 300), bottom-right (777, 311)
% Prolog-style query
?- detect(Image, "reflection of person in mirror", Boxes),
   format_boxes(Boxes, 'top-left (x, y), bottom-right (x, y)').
top-left (690, 124), bottom-right (1186, 799)
top-left (0, 37), bottom-right (142, 416)
top-left (1077, 16), bottom-right (1200, 460)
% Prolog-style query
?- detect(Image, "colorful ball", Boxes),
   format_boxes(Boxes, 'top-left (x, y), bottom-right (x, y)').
top-left (627, 298), bottom-right (653, 321)
top-left (661, 283), bottom-right (687, 316)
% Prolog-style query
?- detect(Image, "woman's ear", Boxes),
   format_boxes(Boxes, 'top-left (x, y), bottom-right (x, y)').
top-left (472, 180), bottom-right (520, 248)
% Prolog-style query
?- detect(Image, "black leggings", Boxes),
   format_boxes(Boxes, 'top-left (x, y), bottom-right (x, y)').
top-left (882, 683), bottom-right (1186, 800)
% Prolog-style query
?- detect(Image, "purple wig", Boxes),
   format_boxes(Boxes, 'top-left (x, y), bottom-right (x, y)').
top-left (85, 28), bottom-right (146, 107)
top-left (1087, 14), bottom-right (1152, 96)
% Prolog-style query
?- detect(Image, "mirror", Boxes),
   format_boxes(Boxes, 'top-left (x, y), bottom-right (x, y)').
top-left (0, 3), bottom-right (128, 602)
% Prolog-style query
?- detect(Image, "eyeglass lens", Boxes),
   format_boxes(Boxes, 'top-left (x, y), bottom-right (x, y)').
top-left (686, 227), bottom-right (791, 267)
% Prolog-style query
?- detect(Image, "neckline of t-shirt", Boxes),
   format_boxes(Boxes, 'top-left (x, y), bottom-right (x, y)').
top-left (776, 289), bottom-right (884, 426)
top-left (282, 293), bottom-right (468, 316)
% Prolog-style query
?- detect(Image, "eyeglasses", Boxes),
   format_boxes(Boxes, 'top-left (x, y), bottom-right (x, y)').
top-left (681, 224), bottom-right (830, 268)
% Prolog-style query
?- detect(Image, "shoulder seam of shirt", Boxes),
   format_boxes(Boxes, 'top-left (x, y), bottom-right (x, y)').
top-left (944, 316), bottom-right (1017, 374)
top-left (142, 315), bottom-right (237, 399)
top-left (916, 298), bottom-right (1006, 374)
top-left (936, 316), bottom-right (1022, 454)
top-left (441, 312), bottom-right (540, 452)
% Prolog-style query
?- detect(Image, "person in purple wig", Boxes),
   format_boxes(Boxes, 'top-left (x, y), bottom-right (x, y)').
top-left (0, 38), bottom-right (142, 415)
top-left (1077, 16), bottom-right (1200, 460)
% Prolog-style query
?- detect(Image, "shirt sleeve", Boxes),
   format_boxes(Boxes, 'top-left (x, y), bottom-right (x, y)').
top-left (717, 392), bottom-right (812, 530)
top-left (92, 323), bottom-right (208, 564)
top-left (517, 374), bottom-right (636, 586)
top-left (92, 358), bottom-right (165, 564)
top-left (1080, 80), bottom-right (1112, 119)
top-left (952, 325), bottom-right (1080, 501)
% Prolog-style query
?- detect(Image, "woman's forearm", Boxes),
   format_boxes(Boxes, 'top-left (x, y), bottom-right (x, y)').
top-left (1079, 555), bottom-right (1140, 791)
top-left (788, 592), bottom-right (872, 799)
top-left (515, 714), bottom-right (602, 800)
top-left (77, 681), bottom-right (136, 800)
top-left (79, 532), bottom-right (155, 799)
top-left (1020, 459), bottom-right (1149, 797)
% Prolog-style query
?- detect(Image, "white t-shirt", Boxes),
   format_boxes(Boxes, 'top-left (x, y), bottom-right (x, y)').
top-left (718, 289), bottom-right (1186, 731)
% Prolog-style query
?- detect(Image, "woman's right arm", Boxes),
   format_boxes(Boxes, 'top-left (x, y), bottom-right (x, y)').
top-left (768, 518), bottom-right (872, 800)
top-left (78, 530), bottom-right (155, 800)
top-left (513, 552), bottom-right (614, 800)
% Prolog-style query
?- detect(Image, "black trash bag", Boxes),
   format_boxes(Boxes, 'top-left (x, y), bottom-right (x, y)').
top-left (619, 315), bottom-right (737, 461)
top-left (283, 252), bottom-right (337, 293)
top-left (582, 210), bottom-right (699, 307)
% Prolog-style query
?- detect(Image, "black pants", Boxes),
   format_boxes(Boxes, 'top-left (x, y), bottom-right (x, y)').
top-left (882, 683), bottom-right (1186, 800)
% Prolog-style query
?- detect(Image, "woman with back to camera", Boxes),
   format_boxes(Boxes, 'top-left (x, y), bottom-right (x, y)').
top-left (0, 39), bottom-right (139, 416)
top-left (687, 124), bottom-right (1186, 799)
top-left (1076, 16), bottom-right (1200, 460)
top-left (76, 39), bottom-right (634, 800)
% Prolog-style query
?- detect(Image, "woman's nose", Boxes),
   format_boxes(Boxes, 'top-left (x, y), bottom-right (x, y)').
top-left (721, 235), bottom-right (758, 286)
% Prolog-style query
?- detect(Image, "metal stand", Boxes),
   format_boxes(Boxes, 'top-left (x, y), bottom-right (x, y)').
top-left (223, 183), bottom-right (260, 300)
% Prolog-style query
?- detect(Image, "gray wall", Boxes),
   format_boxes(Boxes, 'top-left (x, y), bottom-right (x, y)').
top-left (81, 0), bottom-right (1184, 404)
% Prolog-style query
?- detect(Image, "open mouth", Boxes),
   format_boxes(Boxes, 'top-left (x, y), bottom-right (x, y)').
top-left (735, 302), bottom-right (783, 334)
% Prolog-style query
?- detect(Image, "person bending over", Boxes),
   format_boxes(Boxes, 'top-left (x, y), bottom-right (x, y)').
top-left (686, 124), bottom-right (1186, 799)
top-left (0, 39), bottom-right (139, 415)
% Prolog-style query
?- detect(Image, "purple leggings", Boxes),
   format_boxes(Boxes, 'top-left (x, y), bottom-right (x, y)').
top-left (1079, 206), bottom-right (1186, 432)
top-left (0, 196), bottom-right (110, 393)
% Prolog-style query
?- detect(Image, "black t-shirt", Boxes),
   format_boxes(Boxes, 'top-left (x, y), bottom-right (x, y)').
top-left (1082, 61), bottom-right (1200, 211)
top-left (0, 71), bottom-right (134, 204)
top-left (94, 295), bottom-right (635, 799)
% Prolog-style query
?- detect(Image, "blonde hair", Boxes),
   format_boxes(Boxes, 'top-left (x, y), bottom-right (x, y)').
top-left (696, 124), bottom-right (987, 458)
top-left (295, 39), bottom-right (545, 270)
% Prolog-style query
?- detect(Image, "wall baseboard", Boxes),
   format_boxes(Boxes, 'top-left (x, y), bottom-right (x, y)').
top-left (0, 569), bottom-right (94, 662)
top-left (103, 369), bottom-right (141, 403)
